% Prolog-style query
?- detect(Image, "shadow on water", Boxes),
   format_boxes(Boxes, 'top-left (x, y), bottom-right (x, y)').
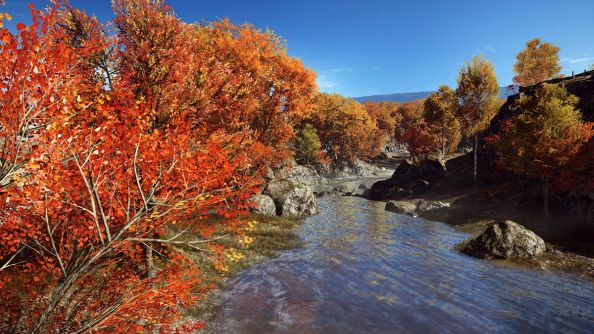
top-left (213, 197), bottom-right (594, 334)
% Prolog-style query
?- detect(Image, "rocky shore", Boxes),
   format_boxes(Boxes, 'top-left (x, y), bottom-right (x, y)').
top-left (365, 155), bottom-right (594, 280)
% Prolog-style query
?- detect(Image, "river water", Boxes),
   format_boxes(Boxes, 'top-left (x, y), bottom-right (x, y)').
top-left (213, 196), bottom-right (594, 333)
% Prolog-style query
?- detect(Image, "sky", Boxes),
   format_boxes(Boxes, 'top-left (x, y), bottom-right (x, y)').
top-left (3, 0), bottom-right (594, 97)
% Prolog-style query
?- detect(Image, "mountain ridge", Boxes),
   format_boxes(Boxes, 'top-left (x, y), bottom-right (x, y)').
top-left (354, 87), bottom-right (517, 103)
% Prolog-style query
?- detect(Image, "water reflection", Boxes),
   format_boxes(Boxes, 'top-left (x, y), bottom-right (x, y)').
top-left (215, 197), bottom-right (594, 334)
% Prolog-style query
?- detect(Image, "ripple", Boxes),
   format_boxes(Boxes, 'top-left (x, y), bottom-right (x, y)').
top-left (216, 197), bottom-right (594, 334)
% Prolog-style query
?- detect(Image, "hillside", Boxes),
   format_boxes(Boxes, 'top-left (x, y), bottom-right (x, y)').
top-left (354, 86), bottom-right (518, 103)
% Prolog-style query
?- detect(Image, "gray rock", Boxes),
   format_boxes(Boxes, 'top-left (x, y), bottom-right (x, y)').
top-left (385, 200), bottom-right (418, 216)
top-left (276, 164), bottom-right (326, 186)
top-left (462, 220), bottom-right (546, 259)
top-left (264, 181), bottom-right (317, 217)
top-left (249, 194), bottom-right (277, 216)
top-left (416, 200), bottom-right (450, 212)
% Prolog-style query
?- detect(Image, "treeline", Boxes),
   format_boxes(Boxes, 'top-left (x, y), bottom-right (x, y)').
top-left (296, 38), bottom-right (592, 219)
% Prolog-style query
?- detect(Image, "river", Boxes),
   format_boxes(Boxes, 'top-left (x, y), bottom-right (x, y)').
top-left (211, 196), bottom-right (594, 333)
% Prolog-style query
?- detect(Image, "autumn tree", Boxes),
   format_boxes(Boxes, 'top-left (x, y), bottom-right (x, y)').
top-left (307, 93), bottom-right (381, 164)
top-left (513, 38), bottom-right (562, 86)
top-left (185, 19), bottom-right (317, 167)
top-left (0, 1), bottom-right (312, 332)
top-left (364, 101), bottom-right (398, 144)
top-left (392, 100), bottom-right (423, 145)
top-left (401, 119), bottom-right (439, 166)
top-left (455, 55), bottom-right (500, 182)
top-left (0, 5), bottom-right (75, 190)
top-left (495, 83), bottom-right (593, 216)
top-left (423, 85), bottom-right (461, 160)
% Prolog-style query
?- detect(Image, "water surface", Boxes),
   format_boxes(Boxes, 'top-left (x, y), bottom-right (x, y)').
top-left (214, 197), bottom-right (594, 333)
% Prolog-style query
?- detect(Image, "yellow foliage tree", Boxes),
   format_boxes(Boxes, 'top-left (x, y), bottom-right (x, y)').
top-left (513, 38), bottom-right (562, 86)
top-left (455, 55), bottom-right (499, 182)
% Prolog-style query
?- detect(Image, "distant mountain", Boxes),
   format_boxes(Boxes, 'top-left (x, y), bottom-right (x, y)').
top-left (354, 87), bottom-right (518, 103)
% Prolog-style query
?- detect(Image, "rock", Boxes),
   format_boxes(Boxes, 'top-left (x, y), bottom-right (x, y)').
top-left (332, 181), bottom-right (360, 196)
top-left (352, 159), bottom-right (377, 177)
top-left (249, 194), bottom-right (277, 216)
top-left (264, 180), bottom-right (317, 217)
top-left (367, 161), bottom-right (419, 200)
top-left (385, 200), bottom-right (418, 216)
top-left (420, 159), bottom-right (446, 179)
top-left (391, 161), bottom-right (418, 181)
top-left (416, 200), bottom-right (450, 212)
top-left (462, 220), bottom-right (546, 259)
top-left (275, 164), bottom-right (326, 186)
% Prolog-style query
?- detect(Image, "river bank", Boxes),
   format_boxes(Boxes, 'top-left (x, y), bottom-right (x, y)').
top-left (367, 154), bottom-right (594, 280)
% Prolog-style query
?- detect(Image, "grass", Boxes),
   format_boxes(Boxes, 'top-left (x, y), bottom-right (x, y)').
top-left (160, 214), bottom-right (304, 324)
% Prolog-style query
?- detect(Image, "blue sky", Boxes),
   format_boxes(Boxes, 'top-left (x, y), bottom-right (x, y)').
top-left (3, 0), bottom-right (594, 97)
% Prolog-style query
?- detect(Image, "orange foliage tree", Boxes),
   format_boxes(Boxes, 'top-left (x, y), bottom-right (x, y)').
top-left (0, 1), bottom-right (314, 332)
top-left (307, 93), bottom-right (382, 164)
top-left (363, 101), bottom-right (398, 145)
top-left (423, 85), bottom-right (461, 160)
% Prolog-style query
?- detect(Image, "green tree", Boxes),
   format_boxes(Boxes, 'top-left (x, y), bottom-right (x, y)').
top-left (455, 55), bottom-right (500, 182)
top-left (513, 38), bottom-right (562, 86)
top-left (295, 124), bottom-right (323, 165)
top-left (423, 85), bottom-right (462, 160)
top-left (496, 83), bottom-right (591, 217)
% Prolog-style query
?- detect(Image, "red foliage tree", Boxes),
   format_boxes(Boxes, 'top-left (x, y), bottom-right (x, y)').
top-left (0, 1), bottom-right (314, 332)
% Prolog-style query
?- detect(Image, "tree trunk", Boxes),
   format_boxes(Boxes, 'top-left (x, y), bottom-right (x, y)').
top-left (543, 176), bottom-right (549, 218)
top-left (473, 134), bottom-right (478, 183)
top-left (146, 244), bottom-right (156, 278)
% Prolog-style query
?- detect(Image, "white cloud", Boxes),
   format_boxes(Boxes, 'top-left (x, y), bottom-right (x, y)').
top-left (484, 45), bottom-right (497, 53)
top-left (330, 68), bottom-right (353, 73)
top-left (562, 56), bottom-right (594, 64)
top-left (317, 75), bottom-right (337, 89)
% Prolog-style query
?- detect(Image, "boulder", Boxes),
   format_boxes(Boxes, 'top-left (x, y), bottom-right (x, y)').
top-left (366, 161), bottom-right (419, 200)
top-left (385, 200), bottom-right (418, 216)
top-left (275, 164), bottom-right (326, 186)
top-left (420, 159), bottom-right (446, 180)
top-left (249, 194), bottom-right (277, 216)
top-left (264, 181), bottom-right (317, 217)
top-left (462, 220), bottom-right (546, 259)
top-left (352, 159), bottom-right (377, 177)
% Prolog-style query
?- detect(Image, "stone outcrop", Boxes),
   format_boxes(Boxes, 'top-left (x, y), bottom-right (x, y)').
top-left (367, 160), bottom-right (443, 200)
top-left (462, 220), bottom-right (546, 259)
top-left (275, 164), bottom-right (327, 187)
top-left (263, 180), bottom-right (318, 217)
top-left (249, 194), bottom-right (277, 216)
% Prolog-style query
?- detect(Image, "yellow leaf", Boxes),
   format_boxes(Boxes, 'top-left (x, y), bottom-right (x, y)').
top-left (5, 13), bottom-right (12, 21)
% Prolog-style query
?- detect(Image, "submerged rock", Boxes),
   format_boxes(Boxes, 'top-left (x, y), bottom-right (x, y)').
top-left (249, 194), bottom-right (277, 216)
top-left (385, 200), bottom-right (418, 216)
top-left (462, 220), bottom-right (545, 259)
top-left (264, 180), bottom-right (318, 217)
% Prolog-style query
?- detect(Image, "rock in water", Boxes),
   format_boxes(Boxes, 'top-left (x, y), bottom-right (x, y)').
top-left (385, 200), bottom-right (418, 216)
top-left (462, 220), bottom-right (545, 259)
top-left (264, 181), bottom-right (318, 217)
top-left (249, 194), bottom-right (277, 216)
